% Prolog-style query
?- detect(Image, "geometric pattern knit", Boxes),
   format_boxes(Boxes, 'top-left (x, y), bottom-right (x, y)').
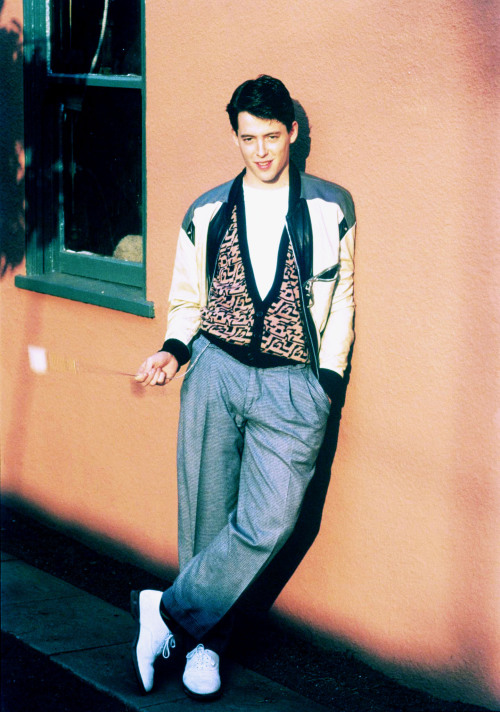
top-left (261, 245), bottom-right (309, 363)
top-left (200, 205), bottom-right (309, 363)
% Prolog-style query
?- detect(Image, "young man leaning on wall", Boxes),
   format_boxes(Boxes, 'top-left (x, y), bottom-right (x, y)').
top-left (133, 75), bottom-right (356, 700)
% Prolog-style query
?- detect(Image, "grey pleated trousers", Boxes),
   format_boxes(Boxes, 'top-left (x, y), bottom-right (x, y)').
top-left (161, 334), bottom-right (330, 640)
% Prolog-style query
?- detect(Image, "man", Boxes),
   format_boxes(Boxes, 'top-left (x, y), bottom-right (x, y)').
top-left (133, 75), bottom-right (355, 700)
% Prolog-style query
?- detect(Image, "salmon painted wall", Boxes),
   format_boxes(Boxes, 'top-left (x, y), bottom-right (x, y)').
top-left (1, 0), bottom-right (499, 707)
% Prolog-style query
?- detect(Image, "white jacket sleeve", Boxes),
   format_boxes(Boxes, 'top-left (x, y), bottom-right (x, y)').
top-left (164, 227), bottom-right (203, 352)
top-left (318, 222), bottom-right (355, 377)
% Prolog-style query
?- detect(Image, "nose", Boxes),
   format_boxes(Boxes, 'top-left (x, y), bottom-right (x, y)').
top-left (256, 137), bottom-right (268, 157)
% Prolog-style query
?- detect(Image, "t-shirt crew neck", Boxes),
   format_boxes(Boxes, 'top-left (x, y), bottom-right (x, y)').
top-left (242, 183), bottom-right (289, 300)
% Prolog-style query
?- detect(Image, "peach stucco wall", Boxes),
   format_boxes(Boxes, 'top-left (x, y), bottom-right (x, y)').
top-left (1, 0), bottom-right (499, 707)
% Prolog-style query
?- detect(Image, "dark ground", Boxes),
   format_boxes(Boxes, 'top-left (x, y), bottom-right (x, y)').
top-left (0, 503), bottom-right (490, 712)
top-left (1, 631), bottom-right (133, 712)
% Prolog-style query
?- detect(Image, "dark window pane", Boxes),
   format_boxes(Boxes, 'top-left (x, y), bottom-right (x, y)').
top-left (50, 0), bottom-right (141, 76)
top-left (61, 87), bottom-right (142, 261)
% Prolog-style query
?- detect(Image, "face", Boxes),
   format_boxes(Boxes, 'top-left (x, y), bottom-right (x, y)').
top-left (233, 111), bottom-right (298, 189)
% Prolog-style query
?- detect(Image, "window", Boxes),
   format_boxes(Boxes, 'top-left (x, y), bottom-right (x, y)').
top-left (16, 0), bottom-right (153, 317)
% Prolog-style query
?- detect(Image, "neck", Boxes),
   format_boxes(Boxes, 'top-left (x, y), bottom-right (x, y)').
top-left (243, 166), bottom-right (290, 190)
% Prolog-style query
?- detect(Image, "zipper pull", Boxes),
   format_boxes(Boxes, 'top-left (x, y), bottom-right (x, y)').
top-left (304, 278), bottom-right (315, 307)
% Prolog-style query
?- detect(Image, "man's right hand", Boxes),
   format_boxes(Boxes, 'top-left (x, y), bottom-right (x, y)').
top-left (135, 351), bottom-right (179, 387)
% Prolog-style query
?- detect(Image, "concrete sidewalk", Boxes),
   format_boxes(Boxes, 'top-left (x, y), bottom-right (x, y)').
top-left (1, 550), bottom-right (331, 711)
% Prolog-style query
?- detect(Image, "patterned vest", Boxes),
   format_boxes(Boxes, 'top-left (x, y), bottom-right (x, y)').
top-left (200, 205), bottom-right (309, 365)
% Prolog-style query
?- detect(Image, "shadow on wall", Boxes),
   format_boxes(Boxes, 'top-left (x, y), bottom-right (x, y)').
top-left (290, 99), bottom-right (311, 172)
top-left (240, 404), bottom-right (343, 614)
top-left (0, 1), bottom-right (25, 278)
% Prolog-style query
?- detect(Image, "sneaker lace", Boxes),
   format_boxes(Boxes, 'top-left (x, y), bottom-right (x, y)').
top-left (161, 630), bottom-right (176, 659)
top-left (189, 644), bottom-right (216, 669)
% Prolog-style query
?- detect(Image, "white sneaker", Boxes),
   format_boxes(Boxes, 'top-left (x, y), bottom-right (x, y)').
top-left (182, 644), bottom-right (221, 700)
top-left (130, 590), bottom-right (176, 693)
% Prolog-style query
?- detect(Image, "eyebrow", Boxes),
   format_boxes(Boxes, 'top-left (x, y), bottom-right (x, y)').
top-left (239, 131), bottom-right (282, 138)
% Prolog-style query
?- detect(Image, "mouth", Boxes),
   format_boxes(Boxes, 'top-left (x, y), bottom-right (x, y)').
top-left (255, 161), bottom-right (273, 171)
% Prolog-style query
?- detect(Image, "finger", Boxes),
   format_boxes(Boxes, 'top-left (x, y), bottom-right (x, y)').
top-left (163, 366), bottom-right (177, 381)
top-left (163, 357), bottom-right (179, 381)
top-left (135, 367), bottom-right (152, 383)
top-left (134, 361), bottom-right (148, 381)
top-left (140, 368), bottom-right (156, 387)
top-left (150, 367), bottom-right (168, 386)
top-left (149, 368), bottom-right (161, 386)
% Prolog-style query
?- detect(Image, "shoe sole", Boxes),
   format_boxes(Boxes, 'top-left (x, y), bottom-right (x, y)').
top-left (182, 682), bottom-right (222, 702)
top-left (130, 590), bottom-right (148, 695)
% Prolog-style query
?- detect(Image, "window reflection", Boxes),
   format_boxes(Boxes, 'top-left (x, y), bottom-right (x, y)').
top-left (61, 87), bottom-right (142, 260)
top-left (50, 0), bottom-right (141, 76)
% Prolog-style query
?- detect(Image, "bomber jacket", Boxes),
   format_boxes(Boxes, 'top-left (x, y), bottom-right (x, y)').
top-left (161, 162), bottom-right (356, 403)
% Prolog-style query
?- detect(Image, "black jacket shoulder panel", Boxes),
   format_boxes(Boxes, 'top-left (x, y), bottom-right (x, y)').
top-left (300, 173), bottom-right (356, 231)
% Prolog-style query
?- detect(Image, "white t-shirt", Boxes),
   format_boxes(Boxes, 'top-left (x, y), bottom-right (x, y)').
top-left (243, 184), bottom-right (289, 300)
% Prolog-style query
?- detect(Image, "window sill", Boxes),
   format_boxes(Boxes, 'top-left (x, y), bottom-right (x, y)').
top-left (15, 273), bottom-right (155, 318)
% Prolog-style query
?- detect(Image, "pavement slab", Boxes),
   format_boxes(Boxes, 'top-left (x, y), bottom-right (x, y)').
top-left (1, 554), bottom-right (331, 711)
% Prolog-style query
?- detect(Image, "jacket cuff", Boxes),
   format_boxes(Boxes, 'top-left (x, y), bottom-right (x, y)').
top-left (159, 339), bottom-right (190, 367)
top-left (318, 368), bottom-right (345, 405)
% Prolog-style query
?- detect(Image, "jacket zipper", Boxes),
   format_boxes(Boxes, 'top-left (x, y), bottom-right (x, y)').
top-left (303, 264), bottom-right (339, 307)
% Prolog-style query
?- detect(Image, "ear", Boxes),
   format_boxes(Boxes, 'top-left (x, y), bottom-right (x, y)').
top-left (232, 130), bottom-right (240, 147)
top-left (289, 121), bottom-right (299, 145)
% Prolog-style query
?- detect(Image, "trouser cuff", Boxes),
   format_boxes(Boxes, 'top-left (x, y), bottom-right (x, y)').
top-left (159, 600), bottom-right (189, 638)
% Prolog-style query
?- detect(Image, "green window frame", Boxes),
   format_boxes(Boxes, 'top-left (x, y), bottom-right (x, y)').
top-left (16, 0), bottom-right (154, 318)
